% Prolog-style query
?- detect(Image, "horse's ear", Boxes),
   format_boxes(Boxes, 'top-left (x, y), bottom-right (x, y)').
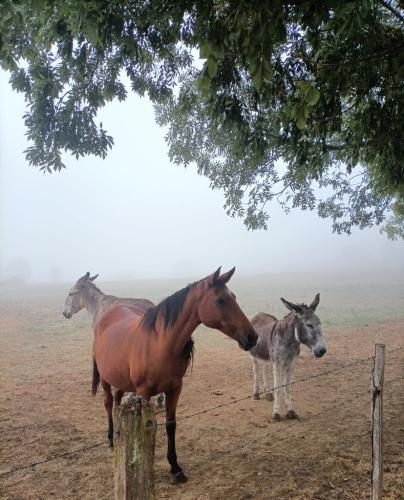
top-left (281, 297), bottom-right (304, 314)
top-left (219, 267), bottom-right (236, 284)
top-left (89, 274), bottom-right (99, 282)
top-left (209, 267), bottom-right (222, 286)
top-left (309, 293), bottom-right (320, 311)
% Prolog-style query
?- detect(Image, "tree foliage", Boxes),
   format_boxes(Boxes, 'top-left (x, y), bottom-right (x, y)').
top-left (1, 0), bottom-right (403, 234)
top-left (380, 200), bottom-right (404, 240)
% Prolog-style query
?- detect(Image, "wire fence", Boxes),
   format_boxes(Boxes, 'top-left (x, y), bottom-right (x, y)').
top-left (1, 345), bottom-right (403, 478)
top-left (192, 373), bottom-right (403, 472)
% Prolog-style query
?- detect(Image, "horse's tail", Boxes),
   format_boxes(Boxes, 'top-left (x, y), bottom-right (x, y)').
top-left (92, 358), bottom-right (100, 396)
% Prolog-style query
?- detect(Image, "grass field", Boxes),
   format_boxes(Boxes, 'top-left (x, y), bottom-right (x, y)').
top-left (1, 269), bottom-right (404, 499)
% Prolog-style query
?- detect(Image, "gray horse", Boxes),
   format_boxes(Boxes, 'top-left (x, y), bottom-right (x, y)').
top-left (249, 294), bottom-right (326, 421)
top-left (63, 272), bottom-right (165, 408)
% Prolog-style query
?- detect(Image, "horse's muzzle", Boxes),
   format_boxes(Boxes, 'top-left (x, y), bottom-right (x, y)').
top-left (239, 330), bottom-right (258, 351)
top-left (63, 311), bottom-right (72, 319)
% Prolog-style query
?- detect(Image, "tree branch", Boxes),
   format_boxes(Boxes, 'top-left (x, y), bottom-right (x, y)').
top-left (379, 0), bottom-right (404, 23)
top-left (317, 43), bottom-right (404, 68)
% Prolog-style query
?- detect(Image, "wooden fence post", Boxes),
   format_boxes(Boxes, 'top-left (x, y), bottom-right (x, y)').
top-left (114, 394), bottom-right (157, 500)
top-left (371, 343), bottom-right (385, 500)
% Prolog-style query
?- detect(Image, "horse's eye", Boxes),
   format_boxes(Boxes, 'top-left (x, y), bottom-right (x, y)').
top-left (307, 323), bottom-right (313, 329)
top-left (216, 297), bottom-right (226, 306)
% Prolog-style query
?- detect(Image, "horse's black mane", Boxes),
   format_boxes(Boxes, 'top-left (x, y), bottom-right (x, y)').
top-left (141, 281), bottom-right (199, 367)
top-left (141, 281), bottom-right (198, 331)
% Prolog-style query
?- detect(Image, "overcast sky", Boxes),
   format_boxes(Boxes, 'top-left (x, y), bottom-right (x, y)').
top-left (0, 70), bottom-right (403, 283)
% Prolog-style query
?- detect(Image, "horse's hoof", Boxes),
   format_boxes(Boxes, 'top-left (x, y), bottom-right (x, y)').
top-left (265, 393), bottom-right (273, 401)
top-left (286, 410), bottom-right (298, 419)
top-left (253, 394), bottom-right (260, 400)
top-left (272, 413), bottom-right (281, 422)
top-left (108, 441), bottom-right (114, 449)
top-left (169, 471), bottom-right (188, 485)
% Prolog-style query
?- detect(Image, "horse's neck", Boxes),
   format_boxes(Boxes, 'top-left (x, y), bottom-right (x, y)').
top-left (160, 287), bottom-right (203, 355)
top-left (82, 286), bottom-right (107, 318)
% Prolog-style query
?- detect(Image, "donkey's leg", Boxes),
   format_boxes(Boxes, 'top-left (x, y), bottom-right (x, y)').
top-left (155, 392), bottom-right (165, 410)
top-left (252, 356), bottom-right (261, 400)
top-left (284, 359), bottom-right (298, 419)
top-left (101, 379), bottom-right (114, 447)
top-left (272, 363), bottom-right (282, 421)
top-left (263, 362), bottom-right (273, 401)
top-left (165, 383), bottom-right (187, 485)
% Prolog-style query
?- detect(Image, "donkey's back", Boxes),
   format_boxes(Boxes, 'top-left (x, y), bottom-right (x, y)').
top-left (249, 312), bottom-right (278, 361)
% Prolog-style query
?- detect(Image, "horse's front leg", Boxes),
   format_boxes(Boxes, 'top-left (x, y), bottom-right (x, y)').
top-left (114, 389), bottom-right (124, 407)
top-left (165, 383), bottom-right (187, 485)
top-left (284, 359), bottom-right (298, 419)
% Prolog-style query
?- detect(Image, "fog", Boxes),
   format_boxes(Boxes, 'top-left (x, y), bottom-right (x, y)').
top-left (0, 70), bottom-right (403, 284)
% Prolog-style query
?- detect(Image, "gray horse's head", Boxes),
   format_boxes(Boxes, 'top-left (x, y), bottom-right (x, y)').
top-left (281, 293), bottom-right (327, 358)
top-left (63, 272), bottom-right (98, 318)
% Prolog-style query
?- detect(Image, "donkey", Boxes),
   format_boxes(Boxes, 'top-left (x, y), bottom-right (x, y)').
top-left (249, 294), bottom-right (326, 421)
top-left (63, 272), bottom-right (154, 325)
top-left (63, 272), bottom-right (165, 409)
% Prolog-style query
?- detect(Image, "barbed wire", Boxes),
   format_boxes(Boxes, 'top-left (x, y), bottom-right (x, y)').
top-left (158, 345), bottom-right (403, 426)
top-left (1, 346), bottom-right (402, 478)
top-left (0, 441), bottom-right (105, 477)
top-left (189, 374), bottom-right (403, 473)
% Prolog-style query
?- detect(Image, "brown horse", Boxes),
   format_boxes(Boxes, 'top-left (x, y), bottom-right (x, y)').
top-left (92, 267), bottom-right (257, 484)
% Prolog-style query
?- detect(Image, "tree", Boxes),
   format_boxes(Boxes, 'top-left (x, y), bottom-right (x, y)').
top-left (1, 0), bottom-right (403, 234)
top-left (380, 199), bottom-right (404, 240)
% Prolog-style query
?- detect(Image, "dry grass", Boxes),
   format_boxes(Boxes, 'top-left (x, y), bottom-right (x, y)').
top-left (1, 269), bottom-right (404, 499)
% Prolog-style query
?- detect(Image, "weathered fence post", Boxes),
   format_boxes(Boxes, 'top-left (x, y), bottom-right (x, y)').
top-left (371, 343), bottom-right (385, 500)
top-left (114, 394), bottom-right (157, 500)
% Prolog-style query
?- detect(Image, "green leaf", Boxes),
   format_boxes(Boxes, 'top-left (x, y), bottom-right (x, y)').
top-left (248, 57), bottom-right (258, 77)
top-left (306, 87), bottom-right (320, 106)
top-left (211, 44), bottom-right (224, 59)
top-left (207, 56), bottom-right (218, 79)
top-left (196, 73), bottom-right (211, 91)
top-left (252, 66), bottom-right (262, 90)
top-left (296, 106), bottom-right (307, 129)
top-left (296, 80), bottom-right (310, 93)
top-left (199, 43), bottom-right (210, 59)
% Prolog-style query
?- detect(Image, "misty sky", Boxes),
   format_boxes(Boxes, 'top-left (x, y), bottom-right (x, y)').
top-left (0, 69), bottom-right (403, 283)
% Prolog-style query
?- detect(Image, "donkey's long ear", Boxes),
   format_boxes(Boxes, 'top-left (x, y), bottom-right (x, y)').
top-left (79, 272), bottom-right (90, 284)
top-left (219, 267), bottom-right (236, 284)
top-left (281, 297), bottom-right (304, 314)
top-left (209, 267), bottom-right (222, 286)
top-left (309, 293), bottom-right (320, 311)
top-left (89, 274), bottom-right (99, 282)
